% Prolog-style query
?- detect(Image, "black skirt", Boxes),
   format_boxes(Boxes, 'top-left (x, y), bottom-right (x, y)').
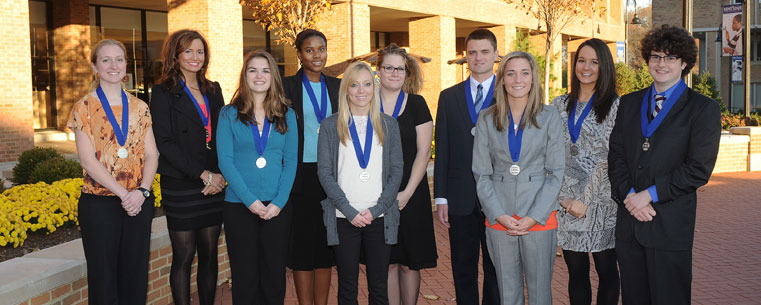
top-left (287, 163), bottom-right (335, 270)
top-left (161, 175), bottom-right (224, 231)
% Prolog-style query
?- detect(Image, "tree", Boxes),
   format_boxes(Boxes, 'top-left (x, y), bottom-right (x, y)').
top-left (240, 0), bottom-right (332, 47)
top-left (512, 31), bottom-right (565, 99)
top-left (506, 0), bottom-right (601, 103)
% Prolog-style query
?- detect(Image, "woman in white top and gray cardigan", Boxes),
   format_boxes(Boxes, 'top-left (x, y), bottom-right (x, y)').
top-left (317, 61), bottom-right (403, 305)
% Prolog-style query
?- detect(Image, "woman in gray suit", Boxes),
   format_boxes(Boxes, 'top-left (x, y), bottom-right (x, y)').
top-left (472, 51), bottom-right (565, 305)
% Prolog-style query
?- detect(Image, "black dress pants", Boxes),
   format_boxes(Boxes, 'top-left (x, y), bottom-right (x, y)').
top-left (448, 205), bottom-right (500, 305)
top-left (335, 217), bottom-right (391, 305)
top-left (616, 237), bottom-right (692, 305)
top-left (223, 201), bottom-right (292, 305)
top-left (78, 192), bottom-right (155, 305)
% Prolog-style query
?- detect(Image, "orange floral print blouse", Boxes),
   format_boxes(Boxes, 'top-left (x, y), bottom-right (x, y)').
top-left (67, 92), bottom-right (152, 196)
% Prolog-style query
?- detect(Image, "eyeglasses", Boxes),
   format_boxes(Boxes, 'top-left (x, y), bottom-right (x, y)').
top-left (381, 65), bottom-right (406, 74)
top-left (648, 54), bottom-right (681, 64)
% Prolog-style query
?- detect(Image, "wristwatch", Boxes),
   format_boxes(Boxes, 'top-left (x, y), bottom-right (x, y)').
top-left (137, 187), bottom-right (151, 198)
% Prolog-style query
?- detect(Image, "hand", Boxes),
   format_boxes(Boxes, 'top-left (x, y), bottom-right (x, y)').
top-left (350, 213), bottom-right (372, 228)
top-left (514, 216), bottom-right (537, 232)
top-left (624, 190), bottom-right (652, 215)
top-left (211, 172), bottom-right (226, 189)
top-left (260, 204), bottom-right (281, 220)
top-left (201, 184), bottom-right (222, 195)
top-left (633, 204), bottom-right (656, 222)
top-left (359, 209), bottom-right (374, 222)
top-left (496, 215), bottom-right (528, 236)
top-left (396, 191), bottom-right (412, 210)
top-left (725, 28), bottom-right (729, 40)
top-left (566, 199), bottom-right (588, 219)
top-left (437, 204), bottom-right (450, 228)
top-left (248, 200), bottom-right (267, 216)
top-left (121, 190), bottom-right (145, 216)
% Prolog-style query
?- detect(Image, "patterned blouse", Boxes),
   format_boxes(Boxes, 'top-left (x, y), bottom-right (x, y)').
top-left (67, 92), bottom-right (152, 196)
top-left (551, 94), bottom-right (619, 252)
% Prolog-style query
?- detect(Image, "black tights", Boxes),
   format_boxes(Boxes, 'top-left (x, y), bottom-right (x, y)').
top-left (168, 225), bottom-right (222, 305)
top-left (562, 248), bottom-right (620, 305)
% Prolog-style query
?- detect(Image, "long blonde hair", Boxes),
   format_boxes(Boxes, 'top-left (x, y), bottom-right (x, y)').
top-left (336, 62), bottom-right (385, 145)
top-left (88, 39), bottom-right (128, 92)
top-left (229, 50), bottom-right (290, 133)
top-left (375, 43), bottom-right (423, 95)
top-left (491, 51), bottom-right (544, 132)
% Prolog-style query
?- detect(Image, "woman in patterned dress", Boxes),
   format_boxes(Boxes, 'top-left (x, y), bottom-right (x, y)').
top-left (550, 38), bottom-right (620, 305)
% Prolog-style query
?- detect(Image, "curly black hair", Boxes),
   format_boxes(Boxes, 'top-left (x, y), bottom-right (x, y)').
top-left (640, 24), bottom-right (697, 76)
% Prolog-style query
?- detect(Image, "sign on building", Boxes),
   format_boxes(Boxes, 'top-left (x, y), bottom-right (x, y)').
top-left (722, 4), bottom-right (743, 56)
top-left (616, 41), bottom-right (625, 63)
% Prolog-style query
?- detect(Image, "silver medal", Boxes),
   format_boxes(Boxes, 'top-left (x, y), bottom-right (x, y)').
top-left (509, 164), bottom-right (520, 176)
top-left (642, 139), bottom-right (650, 152)
top-left (256, 156), bottom-right (267, 168)
top-left (570, 144), bottom-right (579, 156)
top-left (359, 171), bottom-right (370, 182)
top-left (117, 147), bottom-right (128, 159)
top-left (471, 127), bottom-right (476, 136)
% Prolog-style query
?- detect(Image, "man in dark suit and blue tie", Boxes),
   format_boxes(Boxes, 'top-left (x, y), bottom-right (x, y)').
top-left (434, 28), bottom-right (500, 305)
top-left (608, 24), bottom-right (722, 305)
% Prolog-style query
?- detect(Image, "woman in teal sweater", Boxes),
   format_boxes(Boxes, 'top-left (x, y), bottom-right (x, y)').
top-left (216, 50), bottom-right (297, 304)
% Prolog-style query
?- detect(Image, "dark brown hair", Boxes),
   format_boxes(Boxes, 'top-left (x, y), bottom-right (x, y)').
top-left (375, 43), bottom-right (423, 94)
top-left (465, 29), bottom-right (498, 51)
top-left (567, 38), bottom-right (618, 123)
top-left (229, 50), bottom-right (290, 134)
top-left (156, 29), bottom-right (215, 93)
top-left (640, 24), bottom-right (697, 77)
top-left (294, 29), bottom-right (327, 52)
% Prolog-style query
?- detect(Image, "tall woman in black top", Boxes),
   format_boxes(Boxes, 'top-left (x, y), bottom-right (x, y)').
top-left (376, 44), bottom-right (437, 305)
top-left (150, 29), bottom-right (226, 305)
top-left (282, 29), bottom-right (341, 305)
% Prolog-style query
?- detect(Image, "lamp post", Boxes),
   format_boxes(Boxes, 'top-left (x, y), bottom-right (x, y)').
top-left (625, 0), bottom-right (642, 65)
top-left (682, 0), bottom-right (693, 87)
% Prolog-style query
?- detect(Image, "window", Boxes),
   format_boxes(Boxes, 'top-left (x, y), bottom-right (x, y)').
top-left (243, 20), bottom-right (285, 75)
top-left (752, 30), bottom-right (761, 62)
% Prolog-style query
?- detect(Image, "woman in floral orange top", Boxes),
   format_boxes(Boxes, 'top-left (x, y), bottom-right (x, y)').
top-left (68, 39), bottom-right (159, 304)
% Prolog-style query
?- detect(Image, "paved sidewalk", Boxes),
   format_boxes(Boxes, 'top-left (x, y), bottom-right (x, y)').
top-left (202, 171), bottom-right (760, 305)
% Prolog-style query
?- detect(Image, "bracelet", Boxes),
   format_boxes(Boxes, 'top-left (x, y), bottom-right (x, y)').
top-left (202, 172), bottom-right (211, 186)
top-left (207, 172), bottom-right (213, 186)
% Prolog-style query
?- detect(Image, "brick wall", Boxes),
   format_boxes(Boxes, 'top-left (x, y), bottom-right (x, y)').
top-left (713, 134), bottom-right (750, 173)
top-left (53, 0), bottom-right (91, 130)
top-left (409, 15), bottom-right (457, 120)
top-left (316, 1), bottom-right (371, 75)
top-left (0, 0), bottom-right (34, 163)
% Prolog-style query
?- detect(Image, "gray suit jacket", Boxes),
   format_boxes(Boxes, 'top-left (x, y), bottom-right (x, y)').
top-left (472, 105), bottom-right (565, 226)
top-left (317, 113), bottom-right (403, 245)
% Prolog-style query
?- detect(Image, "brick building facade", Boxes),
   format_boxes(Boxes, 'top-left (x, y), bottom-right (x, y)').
top-left (2, 0), bottom-right (626, 163)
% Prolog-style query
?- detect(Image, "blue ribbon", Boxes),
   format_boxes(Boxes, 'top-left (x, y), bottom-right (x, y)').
top-left (464, 76), bottom-right (495, 125)
top-left (640, 80), bottom-right (687, 139)
top-left (251, 118), bottom-right (272, 157)
top-left (348, 116), bottom-right (373, 170)
top-left (507, 111), bottom-right (525, 162)
top-left (568, 93), bottom-right (596, 143)
top-left (380, 90), bottom-right (405, 119)
top-left (180, 80), bottom-right (210, 131)
top-left (302, 72), bottom-right (328, 123)
top-left (95, 85), bottom-right (129, 147)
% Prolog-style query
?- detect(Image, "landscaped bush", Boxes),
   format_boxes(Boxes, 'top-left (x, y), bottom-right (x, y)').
top-left (0, 175), bottom-right (163, 248)
top-left (28, 158), bottom-right (83, 184)
top-left (692, 71), bottom-right (725, 113)
top-left (11, 147), bottom-right (61, 185)
top-left (615, 62), bottom-right (653, 96)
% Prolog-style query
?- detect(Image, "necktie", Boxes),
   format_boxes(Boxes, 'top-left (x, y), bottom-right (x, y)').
top-left (475, 84), bottom-right (484, 112)
top-left (653, 94), bottom-right (665, 117)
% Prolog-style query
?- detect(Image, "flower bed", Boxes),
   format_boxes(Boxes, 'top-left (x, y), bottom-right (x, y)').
top-left (0, 175), bottom-right (162, 248)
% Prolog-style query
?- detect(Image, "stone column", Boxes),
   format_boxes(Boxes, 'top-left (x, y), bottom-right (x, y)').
top-left (168, 0), bottom-right (243, 103)
top-left (489, 25), bottom-right (516, 57)
top-left (316, 1), bottom-right (371, 75)
top-left (284, 47), bottom-right (299, 76)
top-left (409, 15), bottom-right (456, 120)
top-left (0, 0), bottom-right (34, 162)
top-left (53, 0), bottom-right (91, 130)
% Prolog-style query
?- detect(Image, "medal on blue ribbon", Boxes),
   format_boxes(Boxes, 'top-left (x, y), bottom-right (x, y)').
top-left (640, 80), bottom-right (687, 152)
top-left (251, 118), bottom-right (272, 168)
top-left (95, 85), bottom-right (129, 158)
top-left (464, 76), bottom-right (495, 135)
top-left (507, 111), bottom-right (525, 175)
top-left (181, 80), bottom-right (212, 150)
top-left (302, 72), bottom-right (328, 129)
top-left (380, 90), bottom-right (405, 119)
top-left (348, 116), bottom-right (373, 182)
top-left (567, 93), bottom-right (595, 156)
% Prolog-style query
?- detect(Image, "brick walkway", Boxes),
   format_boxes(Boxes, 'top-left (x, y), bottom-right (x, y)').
top-left (203, 171), bottom-right (761, 305)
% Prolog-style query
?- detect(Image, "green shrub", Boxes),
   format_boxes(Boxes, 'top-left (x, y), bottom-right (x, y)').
top-left (28, 157), bottom-right (83, 184)
top-left (633, 63), bottom-right (654, 91)
top-left (615, 63), bottom-right (637, 96)
top-left (12, 147), bottom-right (62, 185)
top-left (692, 71), bottom-right (726, 113)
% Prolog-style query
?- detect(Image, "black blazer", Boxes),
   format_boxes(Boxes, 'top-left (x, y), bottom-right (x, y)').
top-left (150, 81), bottom-right (225, 180)
top-left (282, 68), bottom-right (341, 193)
top-left (433, 80), bottom-right (496, 216)
top-left (608, 86), bottom-right (721, 251)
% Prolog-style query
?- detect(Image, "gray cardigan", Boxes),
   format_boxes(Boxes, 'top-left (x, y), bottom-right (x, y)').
top-left (317, 113), bottom-right (403, 246)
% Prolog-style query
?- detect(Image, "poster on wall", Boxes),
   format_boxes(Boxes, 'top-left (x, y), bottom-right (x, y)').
top-left (616, 42), bottom-right (625, 63)
top-left (722, 4), bottom-right (743, 56)
top-left (732, 56), bottom-right (742, 82)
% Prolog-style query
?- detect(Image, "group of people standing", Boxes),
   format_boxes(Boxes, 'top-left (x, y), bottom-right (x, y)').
top-left (70, 22), bottom-right (720, 305)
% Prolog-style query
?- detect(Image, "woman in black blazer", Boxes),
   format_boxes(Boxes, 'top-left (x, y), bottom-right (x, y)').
top-left (282, 29), bottom-right (340, 305)
top-left (149, 29), bottom-right (226, 305)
